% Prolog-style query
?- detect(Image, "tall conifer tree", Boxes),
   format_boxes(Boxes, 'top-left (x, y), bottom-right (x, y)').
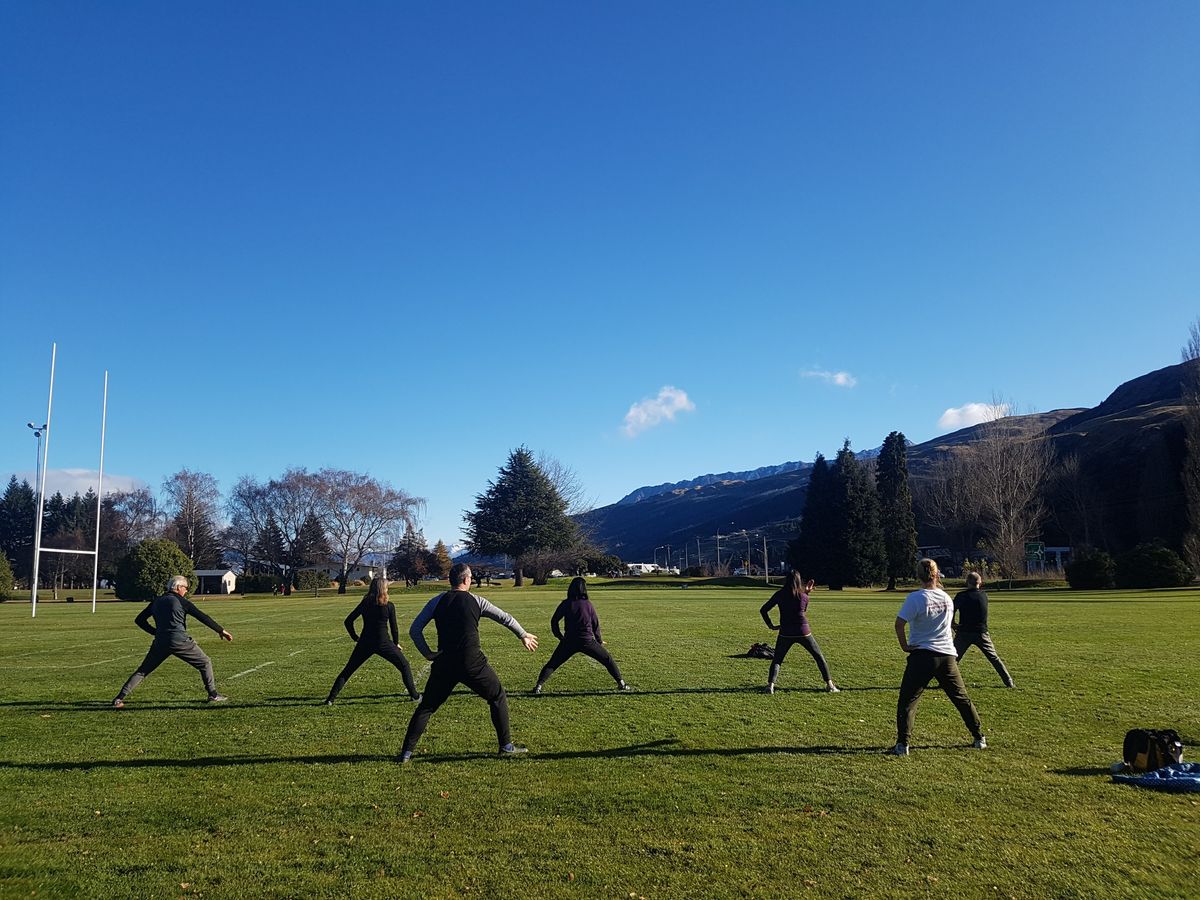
top-left (876, 431), bottom-right (918, 590)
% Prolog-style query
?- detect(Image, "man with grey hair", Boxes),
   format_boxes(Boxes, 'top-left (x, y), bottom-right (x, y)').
top-left (112, 575), bottom-right (233, 708)
top-left (399, 563), bottom-right (538, 761)
top-left (952, 572), bottom-right (1015, 688)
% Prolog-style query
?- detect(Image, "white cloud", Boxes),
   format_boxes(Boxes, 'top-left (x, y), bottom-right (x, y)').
top-left (802, 369), bottom-right (858, 388)
top-left (622, 386), bottom-right (695, 437)
top-left (8, 468), bottom-right (146, 497)
top-left (937, 402), bottom-right (1010, 431)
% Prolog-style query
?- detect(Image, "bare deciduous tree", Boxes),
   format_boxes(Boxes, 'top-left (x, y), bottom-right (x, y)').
top-left (315, 468), bottom-right (423, 594)
top-left (535, 452), bottom-right (594, 518)
top-left (1048, 452), bottom-right (1099, 549)
top-left (968, 401), bottom-right (1053, 580)
top-left (161, 469), bottom-right (223, 567)
top-left (1182, 317), bottom-right (1200, 362)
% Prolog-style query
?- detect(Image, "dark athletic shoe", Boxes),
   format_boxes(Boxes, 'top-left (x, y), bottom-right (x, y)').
top-left (885, 743), bottom-right (909, 757)
top-left (498, 743), bottom-right (528, 756)
top-left (617, 682), bottom-right (633, 692)
top-left (322, 699), bottom-right (334, 706)
top-left (399, 751), bottom-right (413, 764)
top-left (973, 736), bottom-right (988, 750)
top-left (410, 693), bottom-right (422, 703)
top-left (764, 683), bottom-right (775, 695)
top-left (111, 698), bottom-right (124, 709)
top-left (207, 693), bottom-right (228, 703)
top-left (532, 684), bottom-right (543, 695)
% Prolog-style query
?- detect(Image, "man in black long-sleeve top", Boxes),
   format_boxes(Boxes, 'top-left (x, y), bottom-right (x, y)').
top-left (112, 575), bottom-right (233, 708)
top-left (953, 572), bottom-right (1015, 688)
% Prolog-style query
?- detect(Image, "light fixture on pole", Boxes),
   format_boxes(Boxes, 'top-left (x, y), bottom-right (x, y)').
top-left (26, 422), bottom-right (47, 500)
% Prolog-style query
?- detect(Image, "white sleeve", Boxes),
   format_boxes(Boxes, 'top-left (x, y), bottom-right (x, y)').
top-left (897, 593), bottom-right (918, 622)
top-left (408, 593), bottom-right (445, 659)
top-left (474, 594), bottom-right (527, 639)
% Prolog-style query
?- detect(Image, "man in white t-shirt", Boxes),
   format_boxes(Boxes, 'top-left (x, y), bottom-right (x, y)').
top-left (887, 558), bottom-right (985, 756)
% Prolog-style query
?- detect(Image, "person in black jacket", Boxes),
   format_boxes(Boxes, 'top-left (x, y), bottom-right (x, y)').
top-left (325, 575), bottom-right (421, 704)
top-left (112, 575), bottom-right (233, 707)
top-left (953, 572), bottom-right (1015, 688)
top-left (532, 577), bottom-right (631, 694)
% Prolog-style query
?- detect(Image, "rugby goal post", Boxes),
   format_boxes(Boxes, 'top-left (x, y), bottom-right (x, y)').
top-left (29, 343), bottom-right (109, 617)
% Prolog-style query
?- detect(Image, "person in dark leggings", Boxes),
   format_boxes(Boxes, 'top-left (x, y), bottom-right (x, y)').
top-left (953, 572), bottom-right (1015, 688)
top-left (399, 563), bottom-right (538, 762)
top-left (760, 570), bottom-right (839, 694)
top-left (888, 558), bottom-right (986, 756)
top-left (112, 575), bottom-right (233, 708)
top-left (533, 577), bottom-right (631, 694)
top-left (325, 574), bottom-right (421, 704)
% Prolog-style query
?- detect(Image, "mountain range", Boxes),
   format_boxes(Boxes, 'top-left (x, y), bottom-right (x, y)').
top-left (578, 360), bottom-right (1196, 564)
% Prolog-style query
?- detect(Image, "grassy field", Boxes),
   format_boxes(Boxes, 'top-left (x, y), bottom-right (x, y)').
top-left (0, 582), bottom-right (1197, 899)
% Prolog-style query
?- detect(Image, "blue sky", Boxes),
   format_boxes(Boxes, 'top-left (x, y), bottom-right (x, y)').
top-left (2, 2), bottom-right (1197, 548)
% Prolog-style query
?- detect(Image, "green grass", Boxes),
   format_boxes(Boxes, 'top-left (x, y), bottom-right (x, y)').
top-left (1, 585), bottom-right (1197, 898)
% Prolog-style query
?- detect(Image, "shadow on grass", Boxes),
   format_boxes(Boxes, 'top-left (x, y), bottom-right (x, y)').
top-left (0, 739), bottom-right (985, 771)
top-left (1049, 765), bottom-right (1114, 777)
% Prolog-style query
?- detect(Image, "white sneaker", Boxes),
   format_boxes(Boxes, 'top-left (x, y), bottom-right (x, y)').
top-left (764, 683), bottom-right (775, 695)
top-left (886, 743), bottom-right (909, 756)
top-left (826, 682), bottom-right (841, 693)
top-left (973, 736), bottom-right (987, 750)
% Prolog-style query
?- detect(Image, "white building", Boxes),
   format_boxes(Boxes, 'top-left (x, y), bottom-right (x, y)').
top-left (195, 569), bottom-right (237, 595)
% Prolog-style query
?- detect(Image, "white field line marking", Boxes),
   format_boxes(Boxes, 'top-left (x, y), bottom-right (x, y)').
top-left (2, 653), bottom-right (141, 670)
top-left (3, 636), bottom-right (135, 660)
top-left (230, 661), bottom-right (277, 680)
top-left (288, 649), bottom-right (307, 657)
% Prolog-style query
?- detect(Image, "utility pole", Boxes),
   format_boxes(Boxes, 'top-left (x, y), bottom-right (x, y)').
top-left (715, 530), bottom-right (721, 568)
top-left (763, 535), bottom-right (769, 584)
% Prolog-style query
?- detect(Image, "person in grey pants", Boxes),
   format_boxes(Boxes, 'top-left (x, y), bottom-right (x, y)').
top-left (953, 572), bottom-right (1015, 688)
top-left (113, 575), bottom-right (233, 707)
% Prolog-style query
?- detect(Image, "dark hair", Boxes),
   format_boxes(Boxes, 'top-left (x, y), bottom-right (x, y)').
top-left (567, 576), bottom-right (588, 602)
top-left (785, 570), bottom-right (805, 601)
top-left (449, 562), bottom-right (472, 588)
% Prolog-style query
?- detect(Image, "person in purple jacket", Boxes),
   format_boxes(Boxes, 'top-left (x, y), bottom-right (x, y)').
top-left (760, 570), bottom-right (839, 694)
top-left (532, 577), bottom-right (631, 694)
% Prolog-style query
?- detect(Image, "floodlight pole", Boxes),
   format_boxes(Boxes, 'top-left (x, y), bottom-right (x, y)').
top-left (90, 371), bottom-right (109, 613)
top-left (30, 343), bottom-right (57, 617)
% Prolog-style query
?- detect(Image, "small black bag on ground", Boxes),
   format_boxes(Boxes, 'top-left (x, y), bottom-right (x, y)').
top-left (748, 642), bottom-right (774, 659)
top-left (1123, 729), bottom-right (1184, 773)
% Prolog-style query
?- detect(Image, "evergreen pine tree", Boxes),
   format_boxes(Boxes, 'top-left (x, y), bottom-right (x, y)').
top-left (254, 514), bottom-right (287, 581)
top-left (389, 526), bottom-right (429, 587)
top-left (430, 540), bottom-right (453, 579)
top-left (828, 440), bottom-right (886, 589)
top-left (464, 446), bottom-right (577, 587)
top-left (291, 512), bottom-right (331, 588)
top-left (787, 454), bottom-right (834, 583)
top-left (0, 477), bottom-right (36, 584)
top-left (876, 431), bottom-right (918, 590)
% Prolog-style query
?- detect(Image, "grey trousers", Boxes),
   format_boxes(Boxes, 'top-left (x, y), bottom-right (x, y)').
top-left (954, 630), bottom-right (1014, 687)
top-left (117, 639), bottom-right (217, 699)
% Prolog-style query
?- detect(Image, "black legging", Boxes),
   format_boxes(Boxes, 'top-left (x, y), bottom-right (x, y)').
top-left (401, 652), bottom-right (510, 753)
top-left (326, 640), bottom-right (419, 702)
top-left (768, 633), bottom-right (831, 684)
top-left (536, 639), bottom-right (623, 687)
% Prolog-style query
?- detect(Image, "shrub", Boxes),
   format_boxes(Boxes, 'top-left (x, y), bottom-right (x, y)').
top-left (1114, 543), bottom-right (1193, 589)
top-left (1064, 548), bottom-right (1116, 589)
top-left (295, 569), bottom-right (331, 591)
top-left (239, 573), bottom-right (279, 594)
top-left (0, 550), bottom-right (13, 602)
top-left (115, 539), bottom-right (194, 601)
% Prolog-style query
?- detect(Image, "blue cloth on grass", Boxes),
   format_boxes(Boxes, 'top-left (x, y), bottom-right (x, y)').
top-left (1112, 762), bottom-right (1200, 793)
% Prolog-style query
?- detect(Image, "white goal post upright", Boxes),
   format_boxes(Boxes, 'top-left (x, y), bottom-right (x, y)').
top-left (29, 344), bottom-right (110, 618)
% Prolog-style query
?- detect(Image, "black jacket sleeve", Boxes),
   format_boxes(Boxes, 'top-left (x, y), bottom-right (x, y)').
top-left (550, 601), bottom-right (566, 641)
top-left (344, 602), bottom-right (363, 641)
top-left (388, 603), bottom-right (400, 644)
top-left (134, 604), bottom-right (156, 637)
top-left (182, 598), bottom-right (223, 635)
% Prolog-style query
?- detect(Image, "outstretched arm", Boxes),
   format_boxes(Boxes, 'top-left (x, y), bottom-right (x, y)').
top-left (477, 596), bottom-right (538, 651)
top-left (182, 598), bottom-right (225, 637)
